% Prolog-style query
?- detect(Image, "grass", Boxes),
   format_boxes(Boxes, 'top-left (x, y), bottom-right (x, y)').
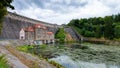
top-left (17, 45), bottom-right (33, 52)
top-left (0, 55), bottom-right (10, 68)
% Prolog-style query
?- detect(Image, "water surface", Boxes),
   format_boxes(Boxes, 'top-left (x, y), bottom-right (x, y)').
top-left (51, 55), bottom-right (120, 68)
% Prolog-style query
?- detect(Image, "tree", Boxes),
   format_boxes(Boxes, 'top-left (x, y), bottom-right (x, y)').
top-left (0, 0), bottom-right (14, 9)
top-left (114, 24), bottom-right (120, 38)
top-left (95, 25), bottom-right (101, 38)
top-left (0, 0), bottom-right (14, 19)
top-left (67, 13), bottom-right (120, 40)
top-left (68, 19), bottom-right (80, 27)
top-left (55, 28), bottom-right (66, 43)
top-left (104, 16), bottom-right (114, 39)
top-left (0, 0), bottom-right (14, 33)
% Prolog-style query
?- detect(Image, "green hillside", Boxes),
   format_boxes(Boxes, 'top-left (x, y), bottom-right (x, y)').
top-left (68, 14), bottom-right (120, 40)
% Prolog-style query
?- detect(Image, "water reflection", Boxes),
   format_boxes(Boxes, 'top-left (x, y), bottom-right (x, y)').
top-left (50, 55), bottom-right (120, 68)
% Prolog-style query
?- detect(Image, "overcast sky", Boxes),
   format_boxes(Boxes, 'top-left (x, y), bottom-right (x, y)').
top-left (8, 0), bottom-right (120, 25)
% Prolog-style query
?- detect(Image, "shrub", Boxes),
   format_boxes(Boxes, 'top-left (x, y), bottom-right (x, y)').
top-left (55, 28), bottom-right (66, 43)
top-left (17, 45), bottom-right (33, 52)
top-left (0, 55), bottom-right (10, 68)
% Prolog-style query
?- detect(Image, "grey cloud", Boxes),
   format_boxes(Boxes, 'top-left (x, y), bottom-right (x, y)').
top-left (12, 0), bottom-right (88, 12)
top-left (12, 0), bottom-right (45, 10)
top-left (99, 0), bottom-right (120, 8)
top-left (41, 0), bottom-right (88, 14)
top-left (69, 0), bottom-right (88, 7)
top-left (10, 0), bottom-right (120, 25)
top-left (12, 0), bottom-right (32, 10)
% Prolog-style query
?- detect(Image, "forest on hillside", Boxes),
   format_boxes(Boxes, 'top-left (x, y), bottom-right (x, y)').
top-left (68, 14), bottom-right (120, 40)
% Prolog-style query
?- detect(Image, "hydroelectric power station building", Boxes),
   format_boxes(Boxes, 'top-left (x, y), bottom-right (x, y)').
top-left (0, 12), bottom-right (60, 44)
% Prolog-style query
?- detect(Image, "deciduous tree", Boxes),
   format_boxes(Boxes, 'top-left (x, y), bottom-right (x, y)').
top-left (0, 0), bottom-right (14, 33)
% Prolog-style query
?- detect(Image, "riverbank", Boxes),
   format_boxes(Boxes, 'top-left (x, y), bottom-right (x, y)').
top-left (0, 40), bottom-right (59, 68)
top-left (17, 43), bottom-right (120, 66)
top-left (83, 37), bottom-right (120, 45)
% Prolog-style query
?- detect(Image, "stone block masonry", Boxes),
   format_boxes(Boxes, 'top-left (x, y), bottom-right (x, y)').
top-left (0, 12), bottom-right (60, 39)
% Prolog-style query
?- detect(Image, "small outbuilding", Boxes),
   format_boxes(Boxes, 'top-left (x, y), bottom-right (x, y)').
top-left (19, 28), bottom-right (25, 40)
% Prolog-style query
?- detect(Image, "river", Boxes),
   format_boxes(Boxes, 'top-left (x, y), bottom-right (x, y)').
top-left (50, 55), bottom-right (120, 68)
top-left (48, 42), bottom-right (120, 68)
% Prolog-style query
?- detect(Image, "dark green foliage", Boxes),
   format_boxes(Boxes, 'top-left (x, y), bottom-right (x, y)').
top-left (104, 16), bottom-right (114, 39)
top-left (55, 28), bottom-right (66, 43)
top-left (0, 0), bottom-right (14, 34)
top-left (68, 14), bottom-right (120, 39)
top-left (0, 0), bottom-right (14, 9)
top-left (95, 25), bottom-right (101, 38)
top-left (114, 24), bottom-right (120, 38)
top-left (84, 30), bottom-right (95, 37)
top-left (0, 7), bottom-right (7, 34)
top-left (0, 55), bottom-right (10, 68)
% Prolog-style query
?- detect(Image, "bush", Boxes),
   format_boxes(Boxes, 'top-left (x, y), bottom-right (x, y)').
top-left (17, 45), bottom-right (33, 52)
top-left (55, 28), bottom-right (66, 43)
top-left (114, 24), bottom-right (120, 38)
top-left (0, 55), bottom-right (10, 68)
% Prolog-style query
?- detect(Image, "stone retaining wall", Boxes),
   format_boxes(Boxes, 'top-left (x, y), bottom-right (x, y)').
top-left (0, 40), bottom-right (33, 46)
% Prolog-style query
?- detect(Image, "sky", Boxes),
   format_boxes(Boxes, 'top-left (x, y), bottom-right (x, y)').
top-left (8, 0), bottom-right (120, 25)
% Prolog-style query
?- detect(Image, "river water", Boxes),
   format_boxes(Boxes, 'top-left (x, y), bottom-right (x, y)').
top-left (50, 55), bottom-right (120, 68)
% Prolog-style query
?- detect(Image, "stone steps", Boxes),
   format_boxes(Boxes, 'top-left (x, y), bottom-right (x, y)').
top-left (64, 27), bottom-right (80, 41)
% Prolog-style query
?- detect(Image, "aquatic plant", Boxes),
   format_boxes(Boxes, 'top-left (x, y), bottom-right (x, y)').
top-left (48, 60), bottom-right (65, 68)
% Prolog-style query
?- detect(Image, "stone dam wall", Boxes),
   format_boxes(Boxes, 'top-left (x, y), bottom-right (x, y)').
top-left (0, 12), bottom-right (60, 39)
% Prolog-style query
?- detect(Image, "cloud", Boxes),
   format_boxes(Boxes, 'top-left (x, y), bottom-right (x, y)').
top-left (8, 0), bottom-right (120, 25)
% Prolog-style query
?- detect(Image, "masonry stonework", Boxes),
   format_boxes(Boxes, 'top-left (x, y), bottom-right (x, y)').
top-left (0, 12), bottom-right (60, 39)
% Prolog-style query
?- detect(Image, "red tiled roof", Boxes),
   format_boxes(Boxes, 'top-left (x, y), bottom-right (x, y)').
top-left (43, 26), bottom-right (47, 30)
top-left (34, 24), bottom-right (47, 29)
top-left (25, 26), bottom-right (34, 32)
top-left (23, 24), bottom-right (47, 32)
top-left (47, 32), bottom-right (53, 35)
top-left (34, 24), bottom-right (43, 28)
